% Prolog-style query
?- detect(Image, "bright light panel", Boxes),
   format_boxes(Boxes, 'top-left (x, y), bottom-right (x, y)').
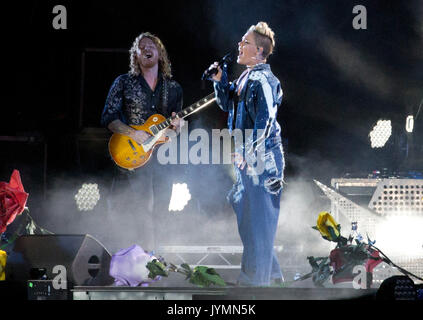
top-left (168, 183), bottom-right (191, 212)
top-left (369, 120), bottom-right (392, 148)
top-left (74, 183), bottom-right (100, 211)
top-left (375, 216), bottom-right (423, 257)
top-left (406, 115), bottom-right (414, 133)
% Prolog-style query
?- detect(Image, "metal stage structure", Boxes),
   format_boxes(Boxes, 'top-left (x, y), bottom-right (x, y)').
top-left (156, 245), bottom-right (284, 269)
top-left (314, 178), bottom-right (423, 283)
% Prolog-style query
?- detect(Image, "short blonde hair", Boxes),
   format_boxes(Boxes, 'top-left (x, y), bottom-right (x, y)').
top-left (129, 32), bottom-right (172, 78)
top-left (249, 22), bottom-right (275, 59)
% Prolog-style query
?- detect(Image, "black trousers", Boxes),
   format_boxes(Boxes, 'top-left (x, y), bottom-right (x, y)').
top-left (107, 159), bottom-right (172, 253)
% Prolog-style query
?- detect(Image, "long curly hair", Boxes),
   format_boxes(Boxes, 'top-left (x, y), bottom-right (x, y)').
top-left (129, 32), bottom-right (172, 79)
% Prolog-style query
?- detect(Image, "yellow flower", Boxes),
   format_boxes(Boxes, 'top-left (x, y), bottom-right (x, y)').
top-left (0, 250), bottom-right (6, 281)
top-left (313, 211), bottom-right (341, 242)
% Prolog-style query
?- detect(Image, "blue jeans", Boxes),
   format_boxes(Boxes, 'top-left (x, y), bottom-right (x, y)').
top-left (229, 142), bottom-right (284, 286)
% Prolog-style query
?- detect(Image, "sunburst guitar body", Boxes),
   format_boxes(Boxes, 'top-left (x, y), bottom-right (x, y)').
top-left (108, 92), bottom-right (216, 170)
top-left (108, 114), bottom-right (169, 170)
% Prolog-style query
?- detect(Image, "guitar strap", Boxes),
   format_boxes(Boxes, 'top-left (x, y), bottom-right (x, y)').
top-left (159, 76), bottom-right (169, 117)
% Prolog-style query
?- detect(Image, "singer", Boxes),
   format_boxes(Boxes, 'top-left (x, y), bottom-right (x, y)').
top-left (208, 22), bottom-right (285, 286)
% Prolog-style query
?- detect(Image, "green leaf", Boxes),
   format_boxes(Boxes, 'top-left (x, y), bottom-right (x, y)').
top-left (176, 263), bottom-right (192, 279)
top-left (327, 226), bottom-right (339, 242)
top-left (189, 266), bottom-right (226, 287)
top-left (146, 259), bottom-right (168, 279)
top-left (180, 263), bottom-right (192, 272)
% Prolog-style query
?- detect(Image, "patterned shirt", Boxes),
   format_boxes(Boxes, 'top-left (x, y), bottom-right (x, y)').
top-left (101, 73), bottom-right (183, 128)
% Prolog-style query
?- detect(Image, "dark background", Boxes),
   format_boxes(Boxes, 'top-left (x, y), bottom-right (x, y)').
top-left (1, 0), bottom-right (422, 252)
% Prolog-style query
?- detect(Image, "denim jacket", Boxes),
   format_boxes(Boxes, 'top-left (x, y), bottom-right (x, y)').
top-left (214, 63), bottom-right (285, 194)
top-left (214, 63), bottom-right (282, 153)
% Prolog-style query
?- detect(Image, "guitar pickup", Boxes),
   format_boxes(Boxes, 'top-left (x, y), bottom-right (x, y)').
top-left (149, 126), bottom-right (159, 135)
top-left (128, 139), bottom-right (136, 151)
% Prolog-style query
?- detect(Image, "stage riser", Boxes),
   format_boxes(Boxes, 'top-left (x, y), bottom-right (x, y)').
top-left (73, 291), bottom-right (196, 300)
top-left (72, 288), bottom-right (378, 300)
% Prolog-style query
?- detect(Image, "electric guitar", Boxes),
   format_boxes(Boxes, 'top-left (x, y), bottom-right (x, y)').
top-left (108, 92), bottom-right (216, 170)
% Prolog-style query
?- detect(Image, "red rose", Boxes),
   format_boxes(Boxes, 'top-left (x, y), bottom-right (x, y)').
top-left (0, 170), bottom-right (29, 234)
top-left (330, 245), bottom-right (383, 284)
top-left (364, 246), bottom-right (383, 273)
top-left (330, 247), bottom-right (353, 284)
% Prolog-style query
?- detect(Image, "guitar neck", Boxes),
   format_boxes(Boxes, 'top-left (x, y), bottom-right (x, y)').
top-left (155, 92), bottom-right (216, 131)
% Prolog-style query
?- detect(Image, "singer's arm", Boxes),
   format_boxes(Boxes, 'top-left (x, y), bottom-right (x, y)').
top-left (212, 64), bottom-right (234, 112)
top-left (244, 76), bottom-right (283, 162)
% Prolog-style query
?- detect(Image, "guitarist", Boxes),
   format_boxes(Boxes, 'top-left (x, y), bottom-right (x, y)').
top-left (101, 32), bottom-right (184, 252)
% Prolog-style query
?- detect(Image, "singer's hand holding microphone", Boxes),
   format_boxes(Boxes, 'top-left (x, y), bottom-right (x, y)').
top-left (207, 62), bottom-right (222, 82)
top-left (202, 52), bottom-right (233, 81)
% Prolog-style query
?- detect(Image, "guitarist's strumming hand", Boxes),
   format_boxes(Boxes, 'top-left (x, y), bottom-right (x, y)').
top-left (108, 119), bottom-right (152, 145)
top-left (130, 130), bottom-right (152, 145)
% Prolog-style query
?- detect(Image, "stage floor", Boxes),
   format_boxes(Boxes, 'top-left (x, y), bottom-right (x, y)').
top-left (72, 286), bottom-right (378, 300)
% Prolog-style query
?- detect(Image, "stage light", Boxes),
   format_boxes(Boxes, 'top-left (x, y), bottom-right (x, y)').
top-left (168, 183), bottom-right (191, 212)
top-left (375, 216), bottom-right (423, 257)
top-left (369, 119), bottom-right (392, 148)
top-left (406, 115), bottom-right (414, 133)
top-left (74, 183), bottom-right (100, 211)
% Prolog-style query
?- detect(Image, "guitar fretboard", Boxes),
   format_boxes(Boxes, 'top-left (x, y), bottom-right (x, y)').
top-left (155, 92), bottom-right (216, 131)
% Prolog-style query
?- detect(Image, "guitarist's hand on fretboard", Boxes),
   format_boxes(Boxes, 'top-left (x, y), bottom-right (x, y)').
top-left (169, 112), bottom-right (185, 134)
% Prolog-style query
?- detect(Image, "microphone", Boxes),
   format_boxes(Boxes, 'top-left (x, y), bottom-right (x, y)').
top-left (202, 52), bottom-right (234, 80)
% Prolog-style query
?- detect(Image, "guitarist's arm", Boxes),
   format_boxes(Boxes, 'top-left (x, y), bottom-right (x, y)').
top-left (167, 82), bottom-right (185, 136)
top-left (107, 119), bottom-right (151, 145)
top-left (102, 75), bottom-right (151, 145)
